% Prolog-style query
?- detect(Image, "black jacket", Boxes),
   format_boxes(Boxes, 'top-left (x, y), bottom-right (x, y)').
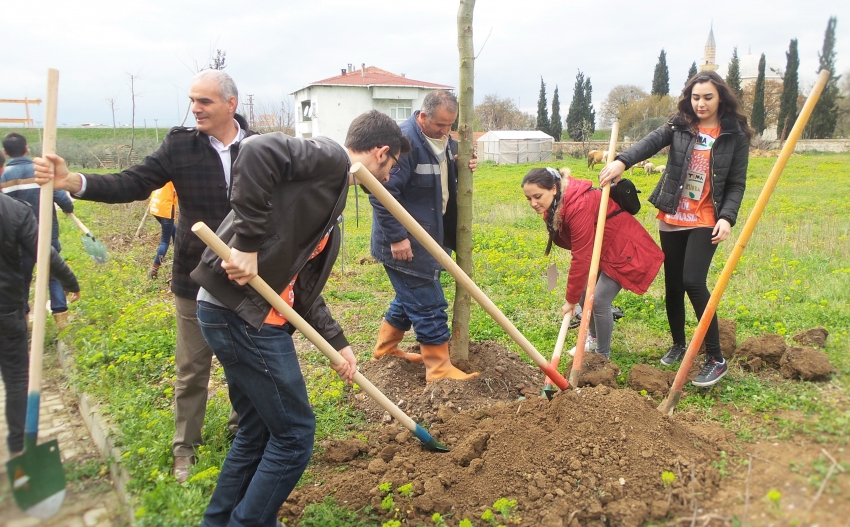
top-left (0, 193), bottom-right (79, 313)
top-left (191, 134), bottom-right (350, 349)
top-left (616, 114), bottom-right (749, 226)
top-left (80, 114), bottom-right (257, 299)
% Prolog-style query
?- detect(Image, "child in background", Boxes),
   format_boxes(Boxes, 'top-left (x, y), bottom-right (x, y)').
top-left (148, 182), bottom-right (177, 279)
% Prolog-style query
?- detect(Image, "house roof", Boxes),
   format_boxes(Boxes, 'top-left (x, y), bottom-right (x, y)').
top-left (299, 66), bottom-right (453, 90)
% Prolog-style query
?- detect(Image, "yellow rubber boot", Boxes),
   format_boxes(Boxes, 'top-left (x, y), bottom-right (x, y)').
top-left (421, 342), bottom-right (479, 382)
top-left (372, 319), bottom-right (423, 363)
top-left (53, 311), bottom-right (69, 331)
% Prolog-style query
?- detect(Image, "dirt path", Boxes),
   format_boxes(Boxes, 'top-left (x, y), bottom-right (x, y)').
top-left (0, 349), bottom-right (126, 527)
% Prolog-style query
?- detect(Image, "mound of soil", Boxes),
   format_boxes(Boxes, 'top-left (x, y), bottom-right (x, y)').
top-left (780, 346), bottom-right (835, 381)
top-left (792, 327), bottom-right (829, 348)
top-left (354, 341), bottom-right (543, 425)
top-left (735, 334), bottom-right (786, 367)
top-left (627, 363), bottom-right (701, 397)
top-left (565, 353), bottom-right (621, 388)
top-left (288, 386), bottom-right (721, 527)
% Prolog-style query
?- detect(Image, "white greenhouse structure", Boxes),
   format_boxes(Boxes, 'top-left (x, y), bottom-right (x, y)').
top-left (478, 130), bottom-right (554, 164)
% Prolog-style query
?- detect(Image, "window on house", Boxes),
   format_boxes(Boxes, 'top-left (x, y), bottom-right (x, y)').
top-left (389, 102), bottom-right (412, 121)
top-left (301, 101), bottom-right (312, 122)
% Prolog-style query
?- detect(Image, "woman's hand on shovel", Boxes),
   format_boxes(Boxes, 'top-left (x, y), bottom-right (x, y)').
top-left (331, 346), bottom-right (358, 384)
top-left (561, 301), bottom-right (577, 318)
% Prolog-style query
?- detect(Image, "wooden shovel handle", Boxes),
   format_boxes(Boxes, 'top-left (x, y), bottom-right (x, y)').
top-left (67, 212), bottom-right (93, 237)
top-left (570, 122), bottom-right (619, 387)
top-left (352, 163), bottom-right (569, 390)
top-left (26, 69), bottom-right (59, 437)
top-left (190, 223), bottom-right (424, 437)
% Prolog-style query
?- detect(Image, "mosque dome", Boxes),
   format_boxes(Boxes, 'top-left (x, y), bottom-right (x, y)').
top-left (717, 52), bottom-right (783, 81)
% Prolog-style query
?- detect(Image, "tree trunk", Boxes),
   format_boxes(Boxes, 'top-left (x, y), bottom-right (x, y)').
top-left (451, 0), bottom-right (475, 360)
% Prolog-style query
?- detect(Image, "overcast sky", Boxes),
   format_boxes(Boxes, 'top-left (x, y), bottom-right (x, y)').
top-left (3, 0), bottom-right (845, 129)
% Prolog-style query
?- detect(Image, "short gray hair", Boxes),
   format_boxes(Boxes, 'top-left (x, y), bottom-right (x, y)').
top-left (193, 69), bottom-right (239, 103)
top-left (421, 90), bottom-right (458, 118)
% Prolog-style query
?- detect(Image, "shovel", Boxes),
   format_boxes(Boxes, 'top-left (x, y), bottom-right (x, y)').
top-left (191, 223), bottom-right (448, 452)
top-left (569, 122), bottom-right (620, 388)
top-left (542, 313), bottom-right (571, 399)
top-left (66, 212), bottom-right (108, 264)
top-left (6, 68), bottom-right (66, 519)
top-left (657, 69), bottom-right (830, 415)
top-left (351, 163), bottom-right (569, 391)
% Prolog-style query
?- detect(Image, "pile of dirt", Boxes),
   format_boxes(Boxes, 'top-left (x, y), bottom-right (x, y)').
top-left (627, 363), bottom-right (701, 397)
top-left (353, 341), bottom-right (544, 425)
top-left (735, 331), bottom-right (834, 380)
top-left (286, 340), bottom-right (726, 526)
top-left (287, 386), bottom-right (722, 527)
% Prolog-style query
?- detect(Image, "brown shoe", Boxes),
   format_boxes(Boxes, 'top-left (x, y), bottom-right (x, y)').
top-left (371, 319), bottom-right (422, 363)
top-left (173, 455), bottom-right (195, 483)
top-left (53, 311), bottom-right (69, 331)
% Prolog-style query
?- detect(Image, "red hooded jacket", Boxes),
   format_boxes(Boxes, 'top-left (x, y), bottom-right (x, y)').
top-left (549, 177), bottom-right (664, 304)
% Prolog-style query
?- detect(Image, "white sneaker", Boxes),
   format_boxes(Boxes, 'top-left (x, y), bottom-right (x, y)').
top-left (568, 335), bottom-right (597, 357)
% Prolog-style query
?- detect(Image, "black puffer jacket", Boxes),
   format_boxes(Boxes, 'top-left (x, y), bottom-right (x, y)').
top-left (616, 114), bottom-right (749, 226)
top-left (0, 193), bottom-right (79, 312)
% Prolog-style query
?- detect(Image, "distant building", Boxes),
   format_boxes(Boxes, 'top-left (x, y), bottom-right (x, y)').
top-left (699, 25), bottom-right (719, 72)
top-left (716, 51), bottom-right (783, 89)
top-left (292, 64), bottom-right (453, 144)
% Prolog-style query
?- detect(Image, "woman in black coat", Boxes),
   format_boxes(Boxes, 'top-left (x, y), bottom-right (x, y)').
top-left (599, 70), bottom-right (752, 387)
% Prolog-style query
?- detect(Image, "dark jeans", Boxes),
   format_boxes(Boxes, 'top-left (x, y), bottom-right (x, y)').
top-left (659, 228), bottom-right (722, 359)
top-left (197, 302), bottom-right (314, 527)
top-left (153, 217), bottom-right (175, 265)
top-left (383, 265), bottom-right (450, 345)
top-left (0, 308), bottom-right (28, 453)
top-left (22, 239), bottom-right (67, 314)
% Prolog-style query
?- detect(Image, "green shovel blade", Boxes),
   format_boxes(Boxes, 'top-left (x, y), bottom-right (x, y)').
top-left (81, 234), bottom-right (108, 264)
top-left (6, 439), bottom-right (66, 518)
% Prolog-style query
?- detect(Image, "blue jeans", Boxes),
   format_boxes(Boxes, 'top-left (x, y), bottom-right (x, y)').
top-left (197, 302), bottom-right (315, 527)
top-left (153, 217), bottom-right (175, 265)
top-left (383, 265), bottom-right (450, 345)
top-left (22, 239), bottom-right (67, 314)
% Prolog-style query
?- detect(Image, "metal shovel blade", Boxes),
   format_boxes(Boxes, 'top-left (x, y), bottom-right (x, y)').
top-left (80, 234), bottom-right (108, 264)
top-left (6, 438), bottom-right (66, 518)
top-left (413, 423), bottom-right (449, 453)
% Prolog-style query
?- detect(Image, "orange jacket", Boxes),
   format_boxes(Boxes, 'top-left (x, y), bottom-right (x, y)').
top-left (148, 182), bottom-right (177, 219)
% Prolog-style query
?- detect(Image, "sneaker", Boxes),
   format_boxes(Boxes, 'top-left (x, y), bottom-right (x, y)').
top-left (569, 335), bottom-right (597, 357)
top-left (660, 343), bottom-right (687, 366)
top-left (692, 357), bottom-right (728, 387)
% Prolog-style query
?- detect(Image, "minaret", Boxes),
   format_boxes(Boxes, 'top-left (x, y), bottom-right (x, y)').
top-left (700, 24), bottom-right (718, 71)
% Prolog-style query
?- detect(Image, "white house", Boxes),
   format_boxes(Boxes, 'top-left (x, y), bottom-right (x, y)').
top-left (292, 64), bottom-right (453, 144)
top-left (478, 130), bottom-right (554, 165)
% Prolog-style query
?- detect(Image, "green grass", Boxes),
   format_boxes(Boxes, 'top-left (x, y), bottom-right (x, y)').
top-left (57, 153), bottom-right (850, 524)
top-left (0, 126), bottom-right (171, 143)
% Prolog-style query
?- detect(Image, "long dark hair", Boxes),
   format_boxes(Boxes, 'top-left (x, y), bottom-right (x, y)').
top-left (522, 167), bottom-right (563, 234)
top-left (678, 70), bottom-right (753, 140)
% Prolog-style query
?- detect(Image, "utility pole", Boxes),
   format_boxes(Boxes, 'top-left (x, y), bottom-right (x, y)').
top-left (154, 119), bottom-right (159, 143)
top-left (247, 94), bottom-right (255, 128)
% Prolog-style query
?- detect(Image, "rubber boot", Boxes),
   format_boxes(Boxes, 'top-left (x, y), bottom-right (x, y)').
top-left (372, 319), bottom-right (423, 362)
top-left (421, 342), bottom-right (479, 382)
top-left (53, 311), bottom-right (69, 331)
top-left (149, 262), bottom-right (161, 279)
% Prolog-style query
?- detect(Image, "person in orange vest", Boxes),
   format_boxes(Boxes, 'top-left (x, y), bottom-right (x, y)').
top-left (148, 182), bottom-right (177, 279)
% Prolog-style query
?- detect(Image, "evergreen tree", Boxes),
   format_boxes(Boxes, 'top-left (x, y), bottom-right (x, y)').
top-left (751, 53), bottom-right (767, 135)
top-left (777, 39), bottom-right (799, 140)
top-left (550, 86), bottom-right (563, 140)
top-left (652, 49), bottom-right (670, 96)
top-left (536, 77), bottom-right (550, 134)
top-left (725, 47), bottom-right (744, 101)
top-left (686, 62), bottom-right (698, 87)
top-left (583, 77), bottom-right (596, 138)
top-left (567, 71), bottom-right (589, 141)
top-left (806, 16), bottom-right (840, 139)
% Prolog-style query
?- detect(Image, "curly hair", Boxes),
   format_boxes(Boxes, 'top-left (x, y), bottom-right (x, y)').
top-left (677, 70), bottom-right (752, 140)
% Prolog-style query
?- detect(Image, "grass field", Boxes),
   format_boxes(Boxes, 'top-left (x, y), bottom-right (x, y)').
top-left (0, 126), bottom-right (172, 143)
top-left (55, 153), bottom-right (849, 525)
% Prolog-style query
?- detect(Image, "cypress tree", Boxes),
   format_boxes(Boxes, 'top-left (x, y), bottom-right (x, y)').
top-left (777, 39), bottom-right (799, 140)
top-left (806, 16), bottom-right (839, 139)
top-left (567, 71), bottom-right (587, 140)
top-left (726, 47), bottom-right (744, 101)
top-left (536, 77), bottom-right (550, 134)
top-left (686, 62), bottom-right (698, 87)
top-left (751, 54), bottom-right (767, 135)
top-left (652, 49), bottom-right (670, 97)
top-left (550, 86), bottom-right (563, 140)
top-left (583, 77), bottom-right (596, 138)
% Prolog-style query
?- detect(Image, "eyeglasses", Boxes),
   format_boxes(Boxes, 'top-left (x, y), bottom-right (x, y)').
top-left (388, 151), bottom-right (401, 175)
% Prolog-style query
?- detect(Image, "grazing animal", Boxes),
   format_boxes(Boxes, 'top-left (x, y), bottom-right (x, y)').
top-left (642, 162), bottom-right (655, 175)
top-left (629, 160), bottom-right (648, 175)
top-left (587, 150), bottom-right (609, 169)
top-left (652, 164), bottom-right (666, 175)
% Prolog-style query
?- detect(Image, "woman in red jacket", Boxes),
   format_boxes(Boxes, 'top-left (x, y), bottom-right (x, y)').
top-left (522, 167), bottom-right (664, 360)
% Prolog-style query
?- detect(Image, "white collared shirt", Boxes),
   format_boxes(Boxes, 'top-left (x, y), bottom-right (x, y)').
top-left (209, 119), bottom-right (246, 190)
